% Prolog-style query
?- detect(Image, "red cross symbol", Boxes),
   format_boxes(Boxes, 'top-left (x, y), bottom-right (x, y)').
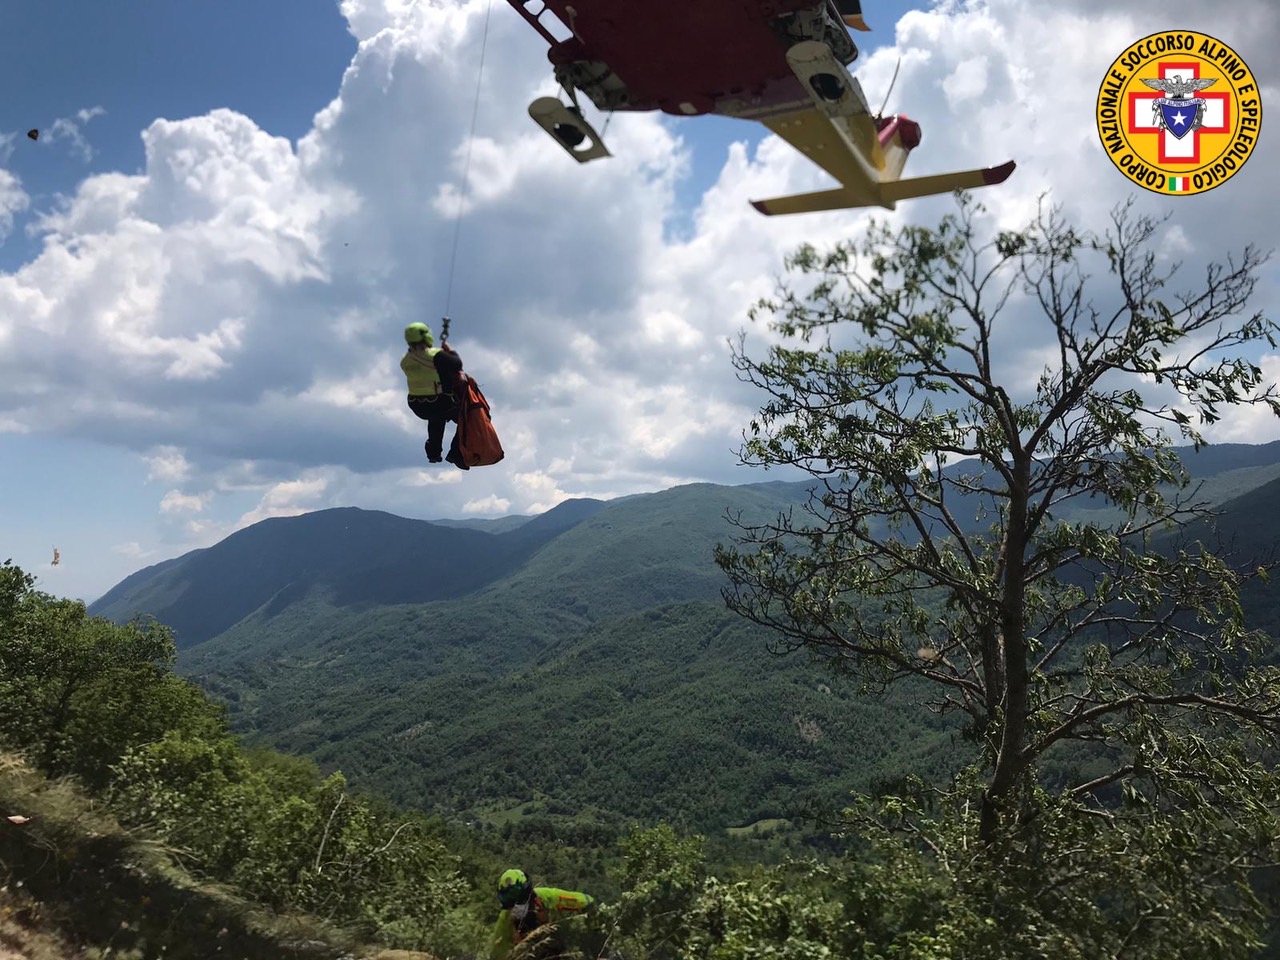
top-left (1127, 60), bottom-right (1230, 164)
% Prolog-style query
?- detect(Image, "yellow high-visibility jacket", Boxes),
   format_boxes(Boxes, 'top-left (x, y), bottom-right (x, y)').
top-left (401, 346), bottom-right (443, 396)
top-left (489, 887), bottom-right (595, 960)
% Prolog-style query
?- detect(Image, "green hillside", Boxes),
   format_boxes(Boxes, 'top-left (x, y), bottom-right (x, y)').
top-left (91, 499), bottom-right (609, 647)
top-left (175, 482), bottom-right (886, 832)
top-left (0, 753), bottom-right (378, 960)
top-left (90, 443), bottom-right (1280, 839)
top-left (199, 598), bottom-right (952, 831)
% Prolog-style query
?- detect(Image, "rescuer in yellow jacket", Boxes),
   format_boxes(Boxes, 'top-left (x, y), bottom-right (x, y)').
top-left (400, 322), bottom-right (465, 467)
top-left (489, 868), bottom-right (596, 960)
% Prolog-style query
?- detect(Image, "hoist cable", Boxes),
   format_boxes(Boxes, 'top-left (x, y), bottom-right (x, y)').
top-left (443, 0), bottom-right (495, 322)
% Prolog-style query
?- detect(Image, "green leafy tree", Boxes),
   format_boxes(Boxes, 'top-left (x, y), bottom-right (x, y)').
top-left (0, 562), bottom-right (482, 953)
top-left (715, 197), bottom-right (1280, 954)
top-left (0, 561), bottom-right (216, 786)
top-left (110, 735), bottom-right (471, 949)
top-left (605, 823), bottom-right (707, 959)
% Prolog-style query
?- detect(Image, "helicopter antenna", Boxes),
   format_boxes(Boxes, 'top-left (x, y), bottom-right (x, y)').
top-left (875, 57), bottom-right (902, 118)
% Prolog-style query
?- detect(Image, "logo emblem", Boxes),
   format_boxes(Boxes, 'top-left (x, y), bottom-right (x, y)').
top-left (1096, 31), bottom-right (1261, 195)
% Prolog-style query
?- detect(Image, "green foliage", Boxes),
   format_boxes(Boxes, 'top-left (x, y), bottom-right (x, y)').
top-left (91, 450), bottom-right (1280, 849)
top-left (0, 559), bottom-right (484, 954)
top-left (831, 770), bottom-right (1280, 960)
top-left (109, 737), bottom-right (474, 949)
top-left (0, 561), bottom-right (220, 788)
top-left (190, 596), bottom-right (954, 839)
top-left (717, 196), bottom-right (1280, 949)
top-left (607, 786), bottom-right (1280, 960)
top-left (680, 874), bottom-right (849, 960)
top-left (605, 824), bottom-right (707, 958)
top-left (0, 752), bottom-right (366, 960)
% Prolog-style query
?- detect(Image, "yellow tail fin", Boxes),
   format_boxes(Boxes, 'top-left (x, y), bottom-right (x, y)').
top-left (751, 161), bottom-right (1017, 216)
top-left (879, 160), bottom-right (1016, 203)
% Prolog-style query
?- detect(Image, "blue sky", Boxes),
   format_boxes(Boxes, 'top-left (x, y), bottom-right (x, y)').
top-left (2, 0), bottom-right (1277, 604)
top-left (1, 1), bottom-right (354, 265)
top-left (1, 0), bottom-right (355, 590)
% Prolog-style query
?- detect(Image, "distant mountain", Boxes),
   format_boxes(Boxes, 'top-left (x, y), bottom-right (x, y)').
top-left (92, 553), bottom-right (192, 610)
top-left (91, 500), bottom-right (609, 648)
top-left (428, 514), bottom-right (533, 533)
top-left (98, 481), bottom-right (856, 830)
top-left (1165, 439), bottom-right (1280, 475)
top-left (89, 442), bottom-right (1280, 832)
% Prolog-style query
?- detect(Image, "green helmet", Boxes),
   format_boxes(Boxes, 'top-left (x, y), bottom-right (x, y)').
top-left (404, 322), bottom-right (434, 346)
top-left (498, 868), bottom-right (532, 908)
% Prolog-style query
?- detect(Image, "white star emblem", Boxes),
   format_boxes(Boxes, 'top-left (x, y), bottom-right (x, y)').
top-left (1171, 110), bottom-right (1188, 126)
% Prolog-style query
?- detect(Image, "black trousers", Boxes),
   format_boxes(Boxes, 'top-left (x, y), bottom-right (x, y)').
top-left (407, 394), bottom-right (458, 460)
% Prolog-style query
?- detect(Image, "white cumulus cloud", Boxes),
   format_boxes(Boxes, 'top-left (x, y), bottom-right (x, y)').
top-left (1, 0), bottom-right (1277, 586)
top-left (0, 170), bottom-right (29, 242)
top-left (160, 490), bottom-right (209, 514)
top-left (145, 447), bottom-right (192, 482)
top-left (43, 106), bottom-right (106, 163)
top-left (462, 494), bottom-right (512, 514)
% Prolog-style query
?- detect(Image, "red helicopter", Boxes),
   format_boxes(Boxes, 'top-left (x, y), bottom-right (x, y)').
top-left (506, 0), bottom-right (1015, 214)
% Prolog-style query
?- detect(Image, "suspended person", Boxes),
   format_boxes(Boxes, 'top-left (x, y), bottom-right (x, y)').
top-left (490, 868), bottom-right (596, 960)
top-left (400, 322), bottom-right (463, 465)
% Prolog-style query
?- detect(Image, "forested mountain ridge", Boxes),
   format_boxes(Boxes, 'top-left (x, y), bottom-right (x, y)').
top-left (91, 440), bottom-right (1280, 641)
top-left (87, 443), bottom-right (1280, 834)
top-left (90, 498), bottom-right (611, 647)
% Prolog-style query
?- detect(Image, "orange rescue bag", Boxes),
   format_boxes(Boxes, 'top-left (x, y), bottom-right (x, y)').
top-left (456, 375), bottom-right (504, 467)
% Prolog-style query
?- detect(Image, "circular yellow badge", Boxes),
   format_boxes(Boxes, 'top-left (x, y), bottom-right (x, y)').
top-left (1096, 30), bottom-right (1262, 196)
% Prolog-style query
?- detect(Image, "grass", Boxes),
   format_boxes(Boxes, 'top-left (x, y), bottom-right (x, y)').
top-left (0, 884), bottom-right (80, 960)
top-left (725, 818), bottom-right (791, 837)
top-left (0, 753), bottom-right (433, 960)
